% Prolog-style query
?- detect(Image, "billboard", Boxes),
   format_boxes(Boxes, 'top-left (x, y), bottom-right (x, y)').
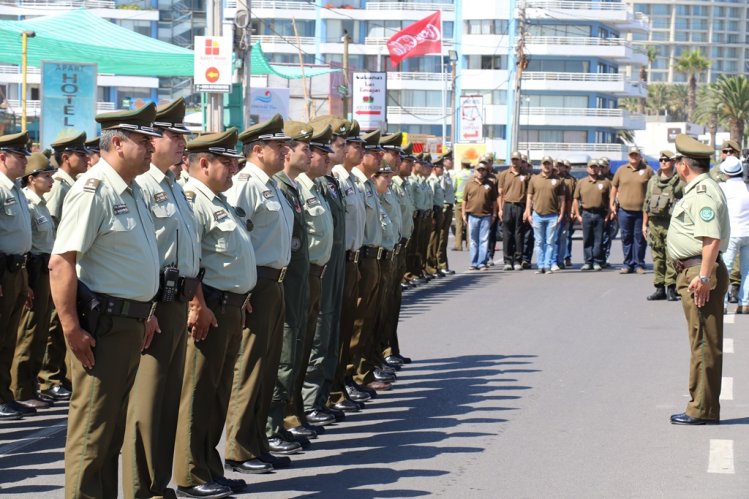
top-left (352, 72), bottom-right (386, 130)
top-left (40, 61), bottom-right (97, 149)
top-left (459, 95), bottom-right (484, 143)
top-left (250, 88), bottom-right (290, 123)
top-left (194, 35), bottom-right (233, 93)
top-left (454, 143), bottom-right (487, 167)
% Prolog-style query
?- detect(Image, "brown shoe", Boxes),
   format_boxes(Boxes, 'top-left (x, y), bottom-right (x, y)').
top-left (619, 267), bottom-right (632, 274)
top-left (635, 267), bottom-right (646, 274)
top-left (17, 398), bottom-right (50, 409)
top-left (365, 381), bottom-right (392, 391)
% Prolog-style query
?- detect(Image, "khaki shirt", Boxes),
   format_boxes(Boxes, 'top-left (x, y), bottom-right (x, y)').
top-left (574, 177), bottom-right (610, 211)
top-left (528, 173), bottom-right (565, 215)
top-left (392, 175), bottom-right (414, 238)
top-left (351, 166), bottom-right (383, 247)
top-left (318, 175), bottom-right (346, 251)
top-left (561, 174), bottom-right (576, 207)
top-left (332, 164), bottom-right (366, 251)
top-left (226, 161), bottom-right (293, 269)
top-left (136, 165), bottom-right (200, 277)
top-left (382, 188), bottom-right (402, 240)
top-left (463, 177), bottom-right (497, 216)
top-left (667, 173), bottom-right (730, 261)
top-left (498, 168), bottom-right (529, 204)
top-left (298, 173), bottom-right (334, 266)
top-left (378, 192), bottom-right (399, 250)
top-left (178, 170), bottom-right (190, 186)
top-left (421, 175), bottom-right (434, 208)
top-left (184, 178), bottom-right (256, 294)
top-left (612, 163), bottom-right (654, 211)
top-left (52, 160), bottom-right (159, 302)
top-left (427, 174), bottom-right (445, 206)
top-left (0, 171), bottom-right (32, 255)
top-left (22, 187), bottom-right (55, 254)
top-left (441, 171), bottom-right (456, 204)
top-left (45, 168), bottom-right (76, 226)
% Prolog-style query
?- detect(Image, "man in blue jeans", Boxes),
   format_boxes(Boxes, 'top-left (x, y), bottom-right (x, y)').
top-left (462, 157), bottom-right (497, 270)
top-left (524, 156), bottom-right (565, 274)
top-left (610, 147), bottom-right (653, 274)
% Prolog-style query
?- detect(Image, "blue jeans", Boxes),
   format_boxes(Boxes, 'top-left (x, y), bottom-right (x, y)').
top-left (552, 216), bottom-right (569, 266)
top-left (532, 212), bottom-right (558, 270)
top-left (618, 208), bottom-right (646, 269)
top-left (724, 236), bottom-right (749, 306)
top-left (468, 214), bottom-right (491, 268)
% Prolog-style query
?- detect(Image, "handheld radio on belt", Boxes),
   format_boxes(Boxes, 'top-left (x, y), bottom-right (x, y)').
top-left (160, 228), bottom-right (180, 303)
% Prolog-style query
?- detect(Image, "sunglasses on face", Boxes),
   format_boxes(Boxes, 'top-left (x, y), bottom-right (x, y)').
top-left (723, 149), bottom-right (733, 154)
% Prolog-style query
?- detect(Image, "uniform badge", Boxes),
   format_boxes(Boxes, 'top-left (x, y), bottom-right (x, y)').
top-left (551, 179), bottom-right (558, 186)
top-left (598, 183), bottom-right (603, 190)
top-left (262, 190), bottom-right (273, 199)
top-left (213, 209), bottom-right (229, 222)
top-left (638, 170), bottom-right (645, 176)
top-left (699, 207), bottom-right (715, 222)
top-left (697, 184), bottom-right (707, 194)
top-left (4, 197), bottom-right (16, 206)
top-left (113, 203), bottom-right (129, 215)
top-left (154, 192), bottom-right (168, 203)
top-left (36, 215), bottom-right (48, 225)
top-left (327, 182), bottom-right (339, 199)
top-left (519, 176), bottom-right (525, 182)
top-left (291, 237), bottom-right (301, 251)
top-left (306, 197), bottom-right (321, 208)
top-left (246, 218), bottom-right (254, 232)
top-left (344, 187), bottom-right (354, 196)
top-left (184, 191), bottom-right (196, 203)
top-left (234, 206), bottom-right (246, 218)
top-left (83, 178), bottom-right (100, 193)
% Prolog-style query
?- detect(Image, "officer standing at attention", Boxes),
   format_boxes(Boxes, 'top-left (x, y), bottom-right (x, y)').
top-left (404, 146), bottom-right (426, 284)
top-left (437, 151), bottom-right (456, 275)
top-left (426, 155), bottom-right (445, 277)
top-left (0, 132), bottom-right (32, 421)
top-left (123, 98), bottom-right (202, 499)
top-left (667, 134), bottom-right (730, 426)
top-left (39, 132), bottom-right (89, 402)
top-left (643, 150), bottom-right (684, 302)
top-left (393, 143), bottom-right (416, 291)
top-left (173, 129), bottom-right (254, 498)
top-left (224, 115), bottom-right (297, 470)
top-left (11, 153), bottom-right (56, 412)
top-left (48, 105), bottom-right (162, 499)
top-left (85, 136), bottom-right (100, 169)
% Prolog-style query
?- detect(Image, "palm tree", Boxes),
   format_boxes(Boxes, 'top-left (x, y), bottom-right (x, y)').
top-left (638, 46), bottom-right (658, 114)
top-left (712, 74), bottom-right (749, 147)
top-left (693, 84), bottom-right (721, 149)
top-left (665, 84), bottom-right (689, 121)
top-left (674, 49), bottom-right (711, 122)
top-left (645, 83), bottom-right (670, 116)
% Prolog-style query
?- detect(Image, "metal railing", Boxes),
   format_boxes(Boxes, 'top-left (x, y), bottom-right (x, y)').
top-left (526, 0), bottom-right (627, 11)
top-left (0, 0), bottom-right (115, 7)
top-left (366, 1), bottom-right (454, 11)
top-left (254, 35), bottom-right (316, 45)
top-left (523, 72), bottom-right (624, 82)
top-left (226, 0), bottom-right (314, 9)
top-left (7, 99), bottom-right (116, 112)
top-left (520, 107), bottom-right (641, 118)
top-left (387, 72), bottom-right (448, 82)
top-left (365, 37), bottom-right (453, 46)
top-left (519, 142), bottom-right (625, 153)
top-left (525, 36), bottom-right (637, 49)
top-left (0, 64), bottom-right (40, 75)
top-left (387, 106), bottom-right (443, 116)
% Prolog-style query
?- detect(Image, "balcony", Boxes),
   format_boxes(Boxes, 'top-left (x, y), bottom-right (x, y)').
top-left (251, 35), bottom-right (316, 52)
top-left (366, 1), bottom-right (454, 11)
top-left (520, 107), bottom-right (646, 129)
top-left (386, 106), bottom-right (446, 124)
top-left (525, 36), bottom-right (648, 65)
top-left (364, 37), bottom-right (453, 48)
top-left (0, 0), bottom-right (114, 6)
top-left (525, 1), bottom-right (648, 32)
top-left (225, 0), bottom-right (314, 9)
top-left (5, 99), bottom-right (116, 118)
top-left (0, 65), bottom-right (158, 88)
top-left (519, 142), bottom-right (628, 161)
top-left (522, 72), bottom-right (647, 98)
top-left (386, 71), bottom-right (449, 91)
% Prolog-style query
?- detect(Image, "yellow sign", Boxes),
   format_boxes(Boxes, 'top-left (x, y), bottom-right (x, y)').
top-left (454, 143), bottom-right (487, 167)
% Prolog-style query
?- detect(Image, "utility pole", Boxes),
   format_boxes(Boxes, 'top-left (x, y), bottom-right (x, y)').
top-left (342, 30), bottom-right (350, 119)
top-left (205, 0), bottom-right (223, 132)
top-left (509, 0), bottom-right (527, 154)
top-left (235, 0), bottom-right (252, 129)
top-left (449, 49), bottom-right (457, 149)
top-left (292, 17), bottom-right (311, 121)
top-left (20, 31), bottom-right (35, 133)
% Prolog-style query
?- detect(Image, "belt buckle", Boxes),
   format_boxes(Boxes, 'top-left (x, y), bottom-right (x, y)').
top-left (377, 247), bottom-right (383, 260)
top-left (395, 245), bottom-right (401, 255)
top-left (354, 250), bottom-right (360, 264)
top-left (278, 267), bottom-right (287, 283)
top-left (146, 301), bottom-right (157, 322)
top-left (242, 293), bottom-right (252, 309)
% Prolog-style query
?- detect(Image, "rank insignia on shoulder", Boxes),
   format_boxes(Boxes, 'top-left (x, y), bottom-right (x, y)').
top-left (83, 178), bottom-right (100, 193)
top-left (697, 184), bottom-right (707, 193)
top-left (184, 191), bottom-right (196, 203)
top-left (262, 190), bottom-right (273, 199)
top-left (238, 173), bottom-right (251, 181)
top-left (154, 192), bottom-right (168, 203)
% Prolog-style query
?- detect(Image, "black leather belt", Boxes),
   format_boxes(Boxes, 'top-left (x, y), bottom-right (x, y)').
top-left (257, 266), bottom-right (287, 283)
top-left (345, 249), bottom-right (360, 263)
top-left (673, 253), bottom-right (722, 273)
top-left (381, 249), bottom-right (395, 261)
top-left (202, 284), bottom-right (251, 309)
top-left (505, 201), bottom-right (524, 207)
top-left (361, 246), bottom-right (383, 260)
top-left (95, 293), bottom-right (156, 322)
top-left (310, 263), bottom-right (327, 278)
top-left (0, 253), bottom-right (27, 273)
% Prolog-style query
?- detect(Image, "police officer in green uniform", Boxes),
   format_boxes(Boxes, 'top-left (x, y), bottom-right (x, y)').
top-left (667, 134), bottom-right (730, 425)
top-left (49, 105), bottom-right (162, 499)
top-left (173, 129), bottom-right (254, 498)
top-left (123, 98), bottom-right (203, 499)
top-left (426, 155), bottom-right (445, 276)
top-left (39, 132), bottom-right (89, 401)
top-left (224, 115), bottom-right (297, 469)
top-left (410, 154), bottom-right (431, 281)
top-left (402, 145), bottom-right (423, 284)
top-left (85, 136), bottom-right (100, 169)
top-left (0, 132), bottom-right (33, 420)
top-left (643, 149), bottom-right (684, 302)
top-left (437, 151), bottom-right (456, 274)
top-left (714, 140), bottom-right (742, 303)
top-left (11, 153), bottom-right (56, 412)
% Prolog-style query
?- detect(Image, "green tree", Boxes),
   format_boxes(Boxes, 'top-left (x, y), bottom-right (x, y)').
top-left (644, 83), bottom-right (669, 116)
top-left (693, 84), bottom-right (721, 149)
top-left (665, 84), bottom-right (689, 122)
top-left (712, 74), bottom-right (749, 148)
top-left (674, 49), bottom-right (711, 122)
top-left (638, 46), bottom-right (658, 114)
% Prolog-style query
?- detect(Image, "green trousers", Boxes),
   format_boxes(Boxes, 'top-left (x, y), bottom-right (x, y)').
top-left (328, 258), bottom-right (360, 405)
top-left (405, 216), bottom-right (423, 278)
top-left (38, 308), bottom-right (70, 391)
top-left (438, 204), bottom-right (453, 269)
top-left (0, 269), bottom-right (26, 403)
top-left (648, 218), bottom-right (676, 287)
top-left (351, 257), bottom-right (381, 386)
top-left (453, 202), bottom-right (466, 250)
top-left (383, 249), bottom-right (406, 358)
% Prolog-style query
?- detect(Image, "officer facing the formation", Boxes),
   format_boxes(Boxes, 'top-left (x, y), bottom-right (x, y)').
top-left (0, 131), bottom-right (32, 421)
top-left (173, 128), bottom-right (254, 498)
top-left (123, 98), bottom-right (202, 499)
top-left (48, 104), bottom-right (162, 498)
top-left (643, 150), bottom-right (684, 302)
top-left (11, 153), bottom-right (55, 413)
top-left (667, 134), bottom-right (730, 426)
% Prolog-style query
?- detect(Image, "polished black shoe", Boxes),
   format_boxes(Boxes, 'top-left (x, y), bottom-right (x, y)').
top-left (394, 354), bottom-right (412, 364)
top-left (288, 425), bottom-right (318, 439)
top-left (305, 409), bottom-right (335, 426)
top-left (268, 434), bottom-right (302, 455)
top-left (378, 364), bottom-right (397, 375)
top-left (305, 422), bottom-right (325, 434)
top-left (39, 384), bottom-right (72, 401)
top-left (373, 369), bottom-right (396, 383)
top-left (646, 286), bottom-right (667, 301)
top-left (281, 429), bottom-right (310, 449)
top-left (322, 407), bottom-right (345, 422)
top-left (332, 398), bottom-right (361, 413)
top-left (384, 355), bottom-right (403, 367)
top-left (9, 401), bottom-right (36, 415)
top-left (258, 452), bottom-right (291, 469)
top-left (0, 402), bottom-right (23, 420)
top-left (176, 482), bottom-right (231, 498)
top-left (345, 384), bottom-right (372, 402)
top-left (670, 412), bottom-right (719, 425)
top-left (224, 458), bottom-right (273, 474)
top-left (215, 476), bottom-right (247, 493)
top-left (667, 285), bottom-right (680, 301)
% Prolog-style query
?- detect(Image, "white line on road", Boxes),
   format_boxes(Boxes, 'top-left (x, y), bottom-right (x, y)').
top-left (720, 377), bottom-right (733, 401)
top-left (724, 338), bottom-right (734, 354)
top-left (725, 314), bottom-right (736, 324)
top-left (0, 421), bottom-right (66, 457)
top-left (708, 439), bottom-right (735, 474)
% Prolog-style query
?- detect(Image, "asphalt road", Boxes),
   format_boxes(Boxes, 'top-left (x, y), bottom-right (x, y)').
top-left (2, 240), bottom-right (749, 498)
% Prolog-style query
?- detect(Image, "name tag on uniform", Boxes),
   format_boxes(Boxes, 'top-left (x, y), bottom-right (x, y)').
top-left (213, 209), bottom-right (229, 222)
top-left (36, 215), bottom-right (48, 225)
top-left (154, 192), bottom-right (168, 203)
top-left (4, 197), bottom-right (16, 206)
top-left (262, 190), bottom-right (273, 199)
top-left (306, 197), bottom-right (321, 208)
top-left (113, 203), bottom-right (129, 215)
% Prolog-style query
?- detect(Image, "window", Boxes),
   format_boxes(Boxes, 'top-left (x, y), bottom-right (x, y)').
top-left (481, 55), bottom-right (506, 70)
top-left (325, 20), bottom-right (364, 43)
top-left (483, 125), bottom-right (506, 139)
top-left (388, 90), bottom-right (443, 108)
top-left (526, 59), bottom-right (589, 72)
top-left (461, 90), bottom-right (507, 105)
top-left (464, 19), bottom-right (508, 35)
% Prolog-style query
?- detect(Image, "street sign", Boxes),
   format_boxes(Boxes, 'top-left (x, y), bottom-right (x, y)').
top-left (250, 88), bottom-right (290, 122)
top-left (459, 95), bottom-right (484, 143)
top-left (352, 72), bottom-right (386, 130)
top-left (194, 36), bottom-right (233, 93)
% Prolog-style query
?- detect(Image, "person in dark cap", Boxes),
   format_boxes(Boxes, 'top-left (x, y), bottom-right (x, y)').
top-left (437, 150), bottom-right (456, 274)
top-left (224, 114), bottom-right (298, 470)
top-left (11, 153), bottom-right (56, 414)
top-left (0, 131), bottom-right (33, 421)
top-left (393, 143), bottom-right (417, 290)
top-left (642, 149), bottom-right (684, 301)
top-left (717, 155), bottom-right (749, 314)
top-left (598, 157), bottom-right (617, 268)
top-left (426, 154), bottom-right (446, 275)
top-left (123, 97), bottom-right (204, 499)
top-left (85, 136), bottom-right (100, 169)
top-left (173, 128), bottom-right (254, 498)
top-left (48, 104), bottom-right (162, 498)
top-left (667, 134), bottom-right (729, 426)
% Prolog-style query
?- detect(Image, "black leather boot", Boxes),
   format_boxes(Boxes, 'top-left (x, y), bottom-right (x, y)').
top-left (647, 285), bottom-right (667, 301)
top-left (667, 285), bottom-right (680, 301)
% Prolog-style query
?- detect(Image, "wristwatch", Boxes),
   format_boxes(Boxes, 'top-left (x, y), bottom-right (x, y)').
top-left (698, 275), bottom-right (710, 284)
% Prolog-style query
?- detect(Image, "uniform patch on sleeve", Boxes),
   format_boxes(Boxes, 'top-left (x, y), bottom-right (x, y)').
top-left (699, 207), bottom-right (715, 221)
top-left (83, 178), bottom-right (100, 193)
top-left (697, 184), bottom-right (707, 193)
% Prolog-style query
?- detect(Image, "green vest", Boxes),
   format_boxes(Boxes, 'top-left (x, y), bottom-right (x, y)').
top-left (644, 173), bottom-right (683, 218)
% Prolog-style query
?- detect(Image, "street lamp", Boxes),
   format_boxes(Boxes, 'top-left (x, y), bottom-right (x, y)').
top-left (20, 30), bottom-right (35, 133)
top-left (524, 96), bottom-right (530, 158)
top-left (341, 30), bottom-right (351, 119)
top-left (448, 49), bottom-right (458, 149)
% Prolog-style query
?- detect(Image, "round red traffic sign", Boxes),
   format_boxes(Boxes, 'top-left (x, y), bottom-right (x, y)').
top-left (206, 67), bottom-right (220, 83)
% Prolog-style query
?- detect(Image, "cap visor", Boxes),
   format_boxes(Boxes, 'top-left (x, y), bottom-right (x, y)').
top-left (312, 144), bottom-right (334, 154)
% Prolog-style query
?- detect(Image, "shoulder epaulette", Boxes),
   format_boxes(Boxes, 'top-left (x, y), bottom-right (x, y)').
top-left (238, 173), bottom-right (251, 182)
top-left (184, 190), bottom-right (197, 203)
top-left (83, 178), bottom-right (101, 193)
top-left (697, 184), bottom-right (707, 194)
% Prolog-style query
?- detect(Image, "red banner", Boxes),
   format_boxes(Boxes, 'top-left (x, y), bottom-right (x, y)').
top-left (386, 11), bottom-right (442, 67)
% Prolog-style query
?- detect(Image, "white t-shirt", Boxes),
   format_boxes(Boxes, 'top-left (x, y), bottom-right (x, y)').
top-left (720, 177), bottom-right (749, 237)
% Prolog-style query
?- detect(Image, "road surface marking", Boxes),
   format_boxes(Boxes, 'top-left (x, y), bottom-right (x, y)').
top-left (724, 314), bottom-right (735, 324)
top-left (720, 377), bottom-right (733, 401)
top-left (724, 338), bottom-right (734, 354)
top-left (708, 439), bottom-right (735, 474)
top-left (0, 421), bottom-right (66, 457)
